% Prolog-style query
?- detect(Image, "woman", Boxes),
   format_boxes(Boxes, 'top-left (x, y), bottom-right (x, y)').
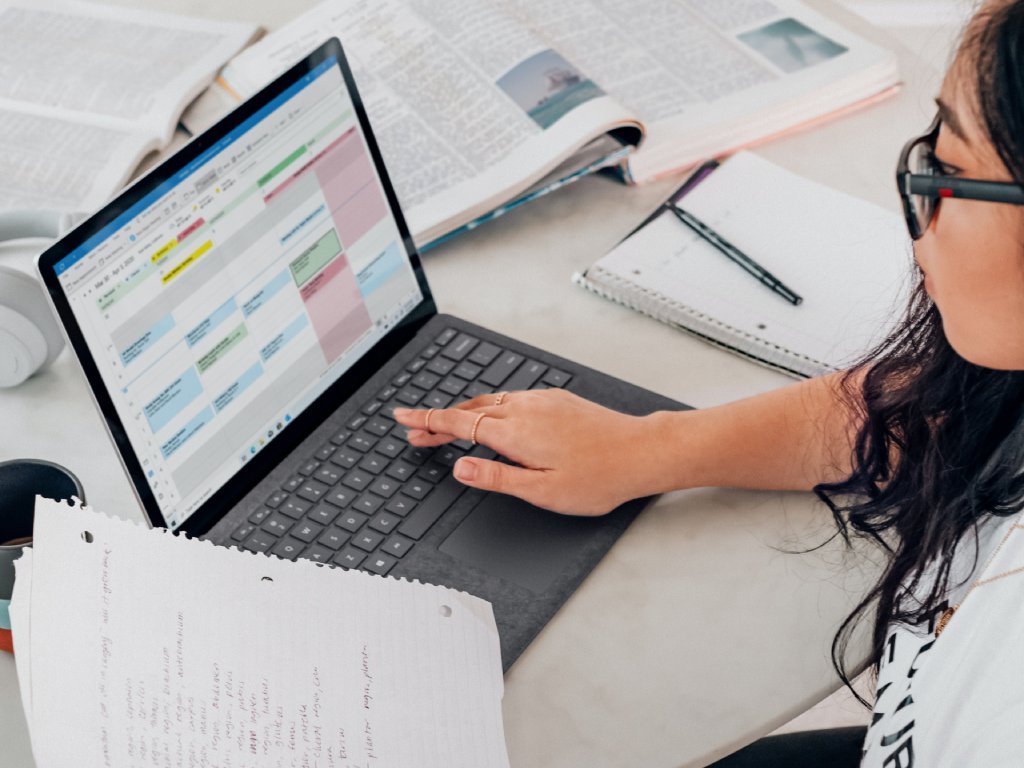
top-left (395, 1), bottom-right (1024, 764)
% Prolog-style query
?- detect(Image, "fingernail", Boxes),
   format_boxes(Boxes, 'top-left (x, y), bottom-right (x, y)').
top-left (393, 407), bottom-right (409, 418)
top-left (454, 458), bottom-right (476, 482)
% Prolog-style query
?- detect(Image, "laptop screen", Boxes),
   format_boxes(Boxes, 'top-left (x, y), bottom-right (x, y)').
top-left (47, 56), bottom-right (424, 530)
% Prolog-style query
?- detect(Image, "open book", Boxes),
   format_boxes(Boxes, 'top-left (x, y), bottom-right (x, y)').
top-left (0, 0), bottom-right (256, 214)
top-left (192, 0), bottom-right (900, 248)
top-left (573, 152), bottom-right (914, 378)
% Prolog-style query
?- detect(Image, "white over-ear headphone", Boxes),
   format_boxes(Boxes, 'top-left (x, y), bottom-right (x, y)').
top-left (0, 210), bottom-right (84, 388)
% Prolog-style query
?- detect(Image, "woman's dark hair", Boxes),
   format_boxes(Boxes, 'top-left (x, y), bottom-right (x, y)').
top-left (816, 0), bottom-right (1024, 704)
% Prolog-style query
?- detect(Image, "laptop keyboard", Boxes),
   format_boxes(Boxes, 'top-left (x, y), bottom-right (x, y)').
top-left (227, 327), bottom-right (572, 576)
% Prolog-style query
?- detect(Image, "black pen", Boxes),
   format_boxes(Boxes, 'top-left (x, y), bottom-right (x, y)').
top-left (666, 204), bottom-right (803, 306)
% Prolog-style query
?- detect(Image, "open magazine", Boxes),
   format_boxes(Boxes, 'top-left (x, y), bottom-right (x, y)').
top-left (0, 0), bottom-right (256, 214)
top-left (196, 0), bottom-right (900, 249)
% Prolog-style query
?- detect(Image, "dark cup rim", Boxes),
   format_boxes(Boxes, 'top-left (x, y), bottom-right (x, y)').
top-left (0, 458), bottom-right (85, 548)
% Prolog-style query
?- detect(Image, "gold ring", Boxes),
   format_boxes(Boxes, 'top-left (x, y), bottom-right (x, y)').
top-left (424, 408), bottom-right (436, 434)
top-left (470, 412), bottom-right (487, 445)
top-left (494, 391), bottom-right (508, 406)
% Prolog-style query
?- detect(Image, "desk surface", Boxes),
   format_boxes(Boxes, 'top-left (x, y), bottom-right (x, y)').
top-left (0, 2), bottom-right (943, 766)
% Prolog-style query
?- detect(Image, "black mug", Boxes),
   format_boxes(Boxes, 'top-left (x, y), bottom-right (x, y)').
top-left (0, 458), bottom-right (84, 653)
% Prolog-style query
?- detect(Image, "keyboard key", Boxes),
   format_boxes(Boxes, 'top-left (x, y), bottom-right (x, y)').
top-left (318, 526), bottom-right (351, 550)
top-left (298, 544), bottom-right (334, 563)
top-left (426, 357), bottom-right (456, 376)
top-left (352, 529), bottom-right (385, 552)
top-left (347, 415), bottom-right (368, 431)
top-left (403, 479), bottom-right (431, 500)
top-left (297, 480), bottom-right (329, 503)
top-left (231, 522), bottom-right (255, 542)
top-left (315, 465), bottom-right (343, 485)
top-left (358, 454), bottom-right (387, 474)
top-left (463, 382), bottom-right (493, 399)
top-left (325, 487), bottom-right (356, 509)
top-left (385, 495), bottom-right (417, 517)
top-left (337, 510), bottom-right (369, 533)
top-left (261, 512), bottom-right (293, 536)
top-left (279, 498), bottom-right (310, 519)
top-left (342, 469), bottom-right (373, 491)
top-left (504, 359), bottom-right (548, 391)
top-left (314, 443), bottom-right (336, 461)
top-left (480, 352), bottom-right (524, 387)
top-left (412, 371), bottom-right (441, 390)
top-left (396, 387), bottom-right (426, 406)
top-left (290, 520), bottom-right (324, 544)
top-left (421, 344), bottom-right (441, 359)
top-left (453, 361), bottom-right (483, 380)
top-left (422, 391), bottom-right (453, 410)
top-left (309, 503), bottom-right (340, 526)
top-left (376, 385), bottom-right (398, 401)
top-left (271, 537), bottom-right (304, 561)
top-left (243, 532), bottom-right (275, 553)
top-left (398, 477), bottom-right (466, 540)
top-left (434, 328), bottom-right (458, 346)
top-left (368, 511), bottom-right (401, 534)
top-left (282, 475), bottom-right (304, 492)
top-left (374, 436), bottom-right (404, 459)
top-left (383, 534), bottom-right (414, 558)
top-left (363, 553), bottom-right (397, 576)
top-left (248, 507), bottom-right (272, 525)
top-left (362, 400), bottom-right (383, 416)
top-left (348, 434), bottom-right (377, 453)
top-left (403, 446), bottom-right (432, 465)
top-left (441, 333), bottom-right (478, 361)
top-left (365, 417), bottom-right (391, 437)
top-left (333, 546), bottom-right (366, 569)
top-left (330, 429), bottom-right (352, 446)
top-left (265, 490), bottom-right (288, 508)
top-left (392, 371), bottom-right (412, 387)
top-left (438, 376), bottom-right (467, 396)
top-left (353, 494), bottom-right (384, 515)
top-left (368, 475), bottom-right (399, 498)
top-left (433, 446), bottom-right (464, 467)
top-left (406, 358), bottom-right (427, 374)
top-left (542, 368), bottom-right (573, 387)
top-left (417, 464), bottom-right (445, 483)
top-left (298, 459), bottom-right (320, 477)
top-left (385, 461), bottom-right (416, 481)
top-left (468, 342), bottom-right (500, 368)
top-left (330, 447), bottom-right (360, 469)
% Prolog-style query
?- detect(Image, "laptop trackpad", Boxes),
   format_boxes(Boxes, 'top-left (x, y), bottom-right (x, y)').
top-left (438, 494), bottom-right (600, 594)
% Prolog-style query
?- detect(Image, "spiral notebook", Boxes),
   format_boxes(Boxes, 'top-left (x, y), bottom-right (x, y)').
top-left (573, 151), bottom-right (914, 378)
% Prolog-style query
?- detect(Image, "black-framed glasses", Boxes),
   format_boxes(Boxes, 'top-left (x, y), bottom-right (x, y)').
top-left (896, 113), bottom-right (1024, 240)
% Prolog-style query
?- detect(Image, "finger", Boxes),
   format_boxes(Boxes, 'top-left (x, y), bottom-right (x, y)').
top-left (404, 428), bottom-right (458, 448)
top-left (451, 391), bottom-right (516, 411)
top-left (453, 457), bottom-right (545, 501)
top-left (393, 406), bottom-right (503, 444)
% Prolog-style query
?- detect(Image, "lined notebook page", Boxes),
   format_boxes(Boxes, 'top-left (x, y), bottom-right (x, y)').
top-left (12, 498), bottom-right (508, 768)
top-left (583, 152), bottom-right (913, 376)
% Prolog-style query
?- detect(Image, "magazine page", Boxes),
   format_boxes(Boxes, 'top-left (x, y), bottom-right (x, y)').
top-left (219, 0), bottom-right (641, 244)
top-left (509, 0), bottom-right (899, 181)
top-left (0, 0), bottom-right (256, 213)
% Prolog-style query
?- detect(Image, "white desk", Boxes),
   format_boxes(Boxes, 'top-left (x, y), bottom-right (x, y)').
top-left (0, 2), bottom-right (942, 766)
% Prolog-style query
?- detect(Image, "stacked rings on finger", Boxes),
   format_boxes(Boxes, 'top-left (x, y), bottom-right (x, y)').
top-left (424, 408), bottom-right (436, 434)
top-left (471, 413), bottom-right (487, 445)
top-left (494, 391), bottom-right (508, 406)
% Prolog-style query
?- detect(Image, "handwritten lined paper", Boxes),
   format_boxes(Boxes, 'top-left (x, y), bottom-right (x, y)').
top-left (11, 498), bottom-right (509, 767)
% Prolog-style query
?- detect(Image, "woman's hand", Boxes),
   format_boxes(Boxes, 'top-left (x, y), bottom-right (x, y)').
top-left (393, 389), bottom-right (673, 516)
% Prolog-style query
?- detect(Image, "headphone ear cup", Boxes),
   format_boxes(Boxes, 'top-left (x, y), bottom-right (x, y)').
top-left (0, 265), bottom-right (65, 387)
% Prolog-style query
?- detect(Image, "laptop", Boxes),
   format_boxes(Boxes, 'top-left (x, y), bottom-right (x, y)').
top-left (37, 39), bottom-right (687, 669)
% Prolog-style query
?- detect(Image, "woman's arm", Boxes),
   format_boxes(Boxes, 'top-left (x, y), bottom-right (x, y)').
top-left (392, 370), bottom-right (863, 516)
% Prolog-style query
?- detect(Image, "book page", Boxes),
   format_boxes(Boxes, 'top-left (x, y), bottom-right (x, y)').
top-left (219, 0), bottom-right (640, 243)
top-left (0, 108), bottom-right (153, 211)
top-left (13, 498), bottom-right (508, 768)
top-left (0, 0), bottom-right (256, 141)
top-left (510, 0), bottom-right (898, 181)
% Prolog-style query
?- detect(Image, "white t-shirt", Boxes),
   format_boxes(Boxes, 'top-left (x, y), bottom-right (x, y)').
top-left (860, 510), bottom-right (1024, 767)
